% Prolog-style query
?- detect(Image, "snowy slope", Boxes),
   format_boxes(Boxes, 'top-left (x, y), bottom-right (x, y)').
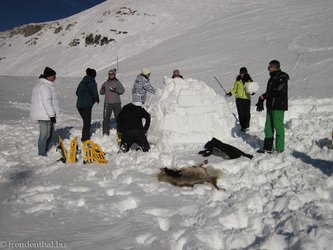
top-left (0, 0), bottom-right (333, 249)
top-left (0, 0), bottom-right (332, 100)
top-left (0, 0), bottom-right (226, 77)
top-left (0, 78), bottom-right (332, 250)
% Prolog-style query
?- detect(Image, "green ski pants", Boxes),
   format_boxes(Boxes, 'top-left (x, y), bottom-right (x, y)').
top-left (264, 110), bottom-right (285, 152)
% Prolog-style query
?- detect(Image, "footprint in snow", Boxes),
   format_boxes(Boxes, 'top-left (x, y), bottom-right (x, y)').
top-left (114, 197), bottom-right (139, 213)
top-left (144, 208), bottom-right (175, 231)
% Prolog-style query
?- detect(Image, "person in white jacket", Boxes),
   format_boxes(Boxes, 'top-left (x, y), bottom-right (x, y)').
top-left (30, 67), bottom-right (59, 156)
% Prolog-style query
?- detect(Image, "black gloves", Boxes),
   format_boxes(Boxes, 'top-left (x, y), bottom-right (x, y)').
top-left (226, 92), bottom-right (232, 97)
top-left (256, 98), bottom-right (264, 112)
top-left (50, 117), bottom-right (56, 124)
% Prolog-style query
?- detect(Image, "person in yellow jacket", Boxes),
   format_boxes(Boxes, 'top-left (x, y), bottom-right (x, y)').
top-left (226, 67), bottom-right (254, 132)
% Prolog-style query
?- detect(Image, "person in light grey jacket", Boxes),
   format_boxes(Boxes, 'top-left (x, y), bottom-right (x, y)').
top-left (132, 68), bottom-right (156, 105)
top-left (100, 69), bottom-right (125, 135)
top-left (30, 67), bottom-right (59, 156)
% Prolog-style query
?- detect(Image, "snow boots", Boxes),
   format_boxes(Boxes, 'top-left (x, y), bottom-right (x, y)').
top-left (257, 138), bottom-right (274, 153)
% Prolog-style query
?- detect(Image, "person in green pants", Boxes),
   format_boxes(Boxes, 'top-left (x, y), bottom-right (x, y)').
top-left (256, 60), bottom-right (289, 153)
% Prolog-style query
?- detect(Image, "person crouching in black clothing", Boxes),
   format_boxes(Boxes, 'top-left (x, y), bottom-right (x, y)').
top-left (117, 102), bottom-right (151, 152)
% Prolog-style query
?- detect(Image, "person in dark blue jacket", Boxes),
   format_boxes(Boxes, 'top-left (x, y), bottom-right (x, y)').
top-left (76, 68), bottom-right (99, 142)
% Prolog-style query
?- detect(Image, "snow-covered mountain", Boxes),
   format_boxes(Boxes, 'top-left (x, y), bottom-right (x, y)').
top-left (0, 0), bottom-right (228, 77)
top-left (0, 0), bottom-right (333, 249)
top-left (1, 0), bottom-right (332, 99)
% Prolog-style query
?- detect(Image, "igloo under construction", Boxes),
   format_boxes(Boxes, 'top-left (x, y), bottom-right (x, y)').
top-left (146, 77), bottom-right (235, 151)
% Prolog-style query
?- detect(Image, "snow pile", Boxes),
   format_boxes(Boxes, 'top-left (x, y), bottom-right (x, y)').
top-left (147, 77), bottom-right (234, 151)
top-left (246, 81), bottom-right (260, 94)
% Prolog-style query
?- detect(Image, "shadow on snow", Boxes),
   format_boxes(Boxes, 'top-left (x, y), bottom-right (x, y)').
top-left (292, 150), bottom-right (333, 176)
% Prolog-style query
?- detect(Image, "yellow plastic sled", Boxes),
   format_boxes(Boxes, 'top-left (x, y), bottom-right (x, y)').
top-left (82, 140), bottom-right (108, 164)
top-left (57, 136), bottom-right (68, 163)
top-left (68, 136), bottom-right (78, 163)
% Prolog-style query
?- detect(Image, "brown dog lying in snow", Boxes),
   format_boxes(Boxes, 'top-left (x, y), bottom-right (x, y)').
top-left (157, 165), bottom-right (224, 190)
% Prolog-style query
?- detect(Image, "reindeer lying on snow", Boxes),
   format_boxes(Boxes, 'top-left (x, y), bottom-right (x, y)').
top-left (157, 165), bottom-right (224, 191)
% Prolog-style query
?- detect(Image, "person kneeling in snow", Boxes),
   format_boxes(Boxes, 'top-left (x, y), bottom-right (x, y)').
top-left (116, 102), bottom-right (151, 152)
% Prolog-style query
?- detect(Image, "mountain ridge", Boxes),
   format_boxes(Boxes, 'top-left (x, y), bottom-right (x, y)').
top-left (0, 0), bottom-right (225, 77)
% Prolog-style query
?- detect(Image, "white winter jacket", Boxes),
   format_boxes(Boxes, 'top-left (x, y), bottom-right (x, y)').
top-left (30, 78), bottom-right (59, 121)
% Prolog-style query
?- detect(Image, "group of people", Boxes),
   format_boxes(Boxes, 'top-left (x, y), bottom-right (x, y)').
top-left (30, 67), bottom-right (157, 156)
top-left (30, 60), bottom-right (289, 157)
top-left (226, 60), bottom-right (289, 153)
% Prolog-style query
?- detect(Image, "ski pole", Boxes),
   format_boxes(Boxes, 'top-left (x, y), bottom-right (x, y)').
top-left (213, 76), bottom-right (239, 122)
top-left (214, 76), bottom-right (228, 94)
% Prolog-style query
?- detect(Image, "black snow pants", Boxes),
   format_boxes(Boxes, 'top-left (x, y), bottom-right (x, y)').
top-left (121, 129), bottom-right (150, 152)
top-left (78, 107), bottom-right (92, 142)
top-left (236, 98), bottom-right (251, 130)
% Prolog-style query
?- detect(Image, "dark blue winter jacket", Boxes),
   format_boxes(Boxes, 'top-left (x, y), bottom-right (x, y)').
top-left (76, 75), bottom-right (99, 108)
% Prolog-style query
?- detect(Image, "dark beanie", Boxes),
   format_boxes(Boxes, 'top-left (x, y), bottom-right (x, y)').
top-left (43, 67), bottom-right (56, 77)
top-left (239, 67), bottom-right (248, 74)
top-left (86, 68), bottom-right (97, 78)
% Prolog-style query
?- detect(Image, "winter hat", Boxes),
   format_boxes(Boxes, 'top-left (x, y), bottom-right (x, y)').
top-left (43, 67), bottom-right (56, 77)
top-left (108, 69), bottom-right (116, 75)
top-left (141, 68), bottom-right (151, 76)
top-left (239, 67), bottom-right (248, 74)
top-left (86, 68), bottom-right (97, 78)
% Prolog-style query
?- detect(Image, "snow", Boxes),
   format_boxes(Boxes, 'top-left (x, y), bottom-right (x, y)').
top-left (147, 77), bottom-right (234, 151)
top-left (246, 82), bottom-right (260, 95)
top-left (1, 0), bottom-right (333, 249)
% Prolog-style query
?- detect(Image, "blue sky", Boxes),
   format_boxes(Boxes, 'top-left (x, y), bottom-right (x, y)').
top-left (0, 0), bottom-right (106, 32)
